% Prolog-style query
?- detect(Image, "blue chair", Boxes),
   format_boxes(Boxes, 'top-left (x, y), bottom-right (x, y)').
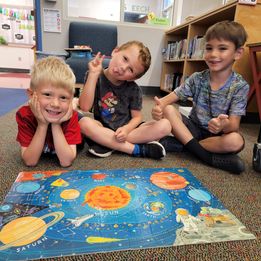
top-left (65, 21), bottom-right (117, 84)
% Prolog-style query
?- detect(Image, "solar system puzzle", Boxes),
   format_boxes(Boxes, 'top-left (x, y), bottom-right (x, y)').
top-left (0, 168), bottom-right (255, 260)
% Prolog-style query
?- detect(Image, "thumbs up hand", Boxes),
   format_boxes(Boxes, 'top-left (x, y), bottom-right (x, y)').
top-left (208, 114), bottom-right (228, 134)
top-left (217, 114), bottom-right (228, 121)
top-left (152, 96), bottom-right (164, 121)
top-left (154, 96), bottom-right (162, 107)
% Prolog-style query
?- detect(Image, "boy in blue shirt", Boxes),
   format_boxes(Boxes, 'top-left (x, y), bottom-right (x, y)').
top-left (152, 21), bottom-right (249, 174)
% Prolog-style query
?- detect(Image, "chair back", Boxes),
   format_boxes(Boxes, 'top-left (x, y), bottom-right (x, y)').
top-left (69, 22), bottom-right (117, 56)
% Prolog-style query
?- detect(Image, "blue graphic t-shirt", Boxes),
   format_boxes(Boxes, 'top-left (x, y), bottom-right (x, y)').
top-left (174, 70), bottom-right (249, 130)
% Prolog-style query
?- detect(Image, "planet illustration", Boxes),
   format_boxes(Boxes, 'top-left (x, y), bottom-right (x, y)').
top-left (125, 183), bottom-right (137, 190)
top-left (15, 181), bottom-right (40, 193)
top-left (150, 172), bottom-right (188, 190)
top-left (82, 185), bottom-right (131, 210)
top-left (60, 189), bottom-right (80, 200)
top-left (150, 202), bottom-right (165, 212)
top-left (0, 211), bottom-right (64, 250)
top-left (144, 201), bottom-right (165, 215)
top-left (188, 188), bottom-right (211, 203)
top-left (92, 173), bottom-right (107, 180)
top-left (0, 204), bottom-right (13, 212)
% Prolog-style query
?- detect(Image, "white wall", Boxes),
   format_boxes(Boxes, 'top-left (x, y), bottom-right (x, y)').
top-left (0, 45), bottom-right (34, 70)
top-left (0, 0), bottom-right (32, 6)
top-left (180, 0), bottom-right (224, 23)
top-left (68, 0), bottom-right (120, 21)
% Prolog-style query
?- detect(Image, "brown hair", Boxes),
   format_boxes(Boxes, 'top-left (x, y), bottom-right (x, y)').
top-left (118, 40), bottom-right (151, 77)
top-left (205, 20), bottom-right (248, 49)
top-left (30, 56), bottom-right (76, 95)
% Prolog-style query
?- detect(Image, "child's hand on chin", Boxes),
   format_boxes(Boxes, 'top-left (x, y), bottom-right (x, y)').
top-left (55, 103), bottom-right (73, 124)
top-left (29, 93), bottom-right (48, 125)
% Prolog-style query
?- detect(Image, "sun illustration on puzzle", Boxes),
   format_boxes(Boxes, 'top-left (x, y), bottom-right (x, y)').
top-left (82, 185), bottom-right (131, 210)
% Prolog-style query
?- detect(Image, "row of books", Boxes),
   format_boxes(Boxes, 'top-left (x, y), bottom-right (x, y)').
top-left (163, 72), bottom-right (183, 92)
top-left (163, 39), bottom-right (187, 60)
top-left (163, 35), bottom-right (205, 61)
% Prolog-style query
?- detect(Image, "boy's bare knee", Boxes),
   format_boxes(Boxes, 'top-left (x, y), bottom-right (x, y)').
top-left (226, 132), bottom-right (244, 152)
top-left (160, 118), bottom-right (172, 135)
top-left (79, 117), bottom-right (95, 134)
top-left (24, 160), bottom-right (38, 167)
top-left (163, 105), bottom-right (174, 114)
top-left (163, 105), bottom-right (179, 118)
top-left (60, 161), bottom-right (72, 168)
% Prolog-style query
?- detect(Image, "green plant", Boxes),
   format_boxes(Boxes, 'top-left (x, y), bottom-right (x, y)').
top-left (0, 35), bottom-right (7, 45)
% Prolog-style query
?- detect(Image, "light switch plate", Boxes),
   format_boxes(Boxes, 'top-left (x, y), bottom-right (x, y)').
top-left (238, 0), bottom-right (257, 5)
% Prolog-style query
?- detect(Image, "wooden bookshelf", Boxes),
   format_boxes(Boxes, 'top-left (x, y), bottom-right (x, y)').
top-left (160, 0), bottom-right (261, 111)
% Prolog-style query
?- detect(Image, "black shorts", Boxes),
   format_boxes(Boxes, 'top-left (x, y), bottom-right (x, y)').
top-left (181, 115), bottom-right (219, 141)
top-left (78, 111), bottom-right (85, 121)
top-left (181, 115), bottom-right (245, 152)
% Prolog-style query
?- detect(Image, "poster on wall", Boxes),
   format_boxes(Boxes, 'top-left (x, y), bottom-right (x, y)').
top-left (43, 8), bottom-right (61, 33)
top-left (0, 6), bottom-right (35, 45)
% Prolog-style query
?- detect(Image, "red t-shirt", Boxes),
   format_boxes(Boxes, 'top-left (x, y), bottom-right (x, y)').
top-left (16, 106), bottom-right (82, 153)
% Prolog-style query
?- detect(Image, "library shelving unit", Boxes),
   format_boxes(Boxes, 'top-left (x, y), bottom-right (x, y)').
top-left (160, 0), bottom-right (261, 111)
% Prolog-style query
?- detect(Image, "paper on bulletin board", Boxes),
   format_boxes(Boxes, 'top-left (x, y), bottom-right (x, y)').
top-left (43, 8), bottom-right (61, 33)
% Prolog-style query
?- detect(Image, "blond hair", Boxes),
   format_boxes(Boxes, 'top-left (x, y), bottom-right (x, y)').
top-left (205, 20), bottom-right (248, 49)
top-left (30, 56), bottom-right (76, 95)
top-left (118, 40), bottom-right (151, 77)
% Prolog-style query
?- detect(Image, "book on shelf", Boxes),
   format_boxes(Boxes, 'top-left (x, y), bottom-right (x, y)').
top-left (163, 72), bottom-right (183, 92)
top-left (165, 41), bottom-right (175, 60)
top-left (172, 72), bottom-right (183, 91)
top-left (187, 35), bottom-right (205, 59)
top-left (164, 74), bottom-right (174, 92)
top-left (180, 39), bottom-right (187, 59)
top-left (169, 42), bottom-right (177, 60)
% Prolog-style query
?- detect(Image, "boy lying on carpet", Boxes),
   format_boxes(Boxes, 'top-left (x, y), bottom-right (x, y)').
top-left (152, 21), bottom-right (249, 174)
top-left (16, 56), bottom-right (82, 167)
top-left (78, 40), bottom-right (171, 159)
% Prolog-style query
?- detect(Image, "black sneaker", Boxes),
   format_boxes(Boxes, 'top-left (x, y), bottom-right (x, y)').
top-left (211, 154), bottom-right (245, 174)
top-left (138, 141), bottom-right (166, 159)
top-left (85, 138), bottom-right (113, 158)
top-left (159, 136), bottom-right (184, 152)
